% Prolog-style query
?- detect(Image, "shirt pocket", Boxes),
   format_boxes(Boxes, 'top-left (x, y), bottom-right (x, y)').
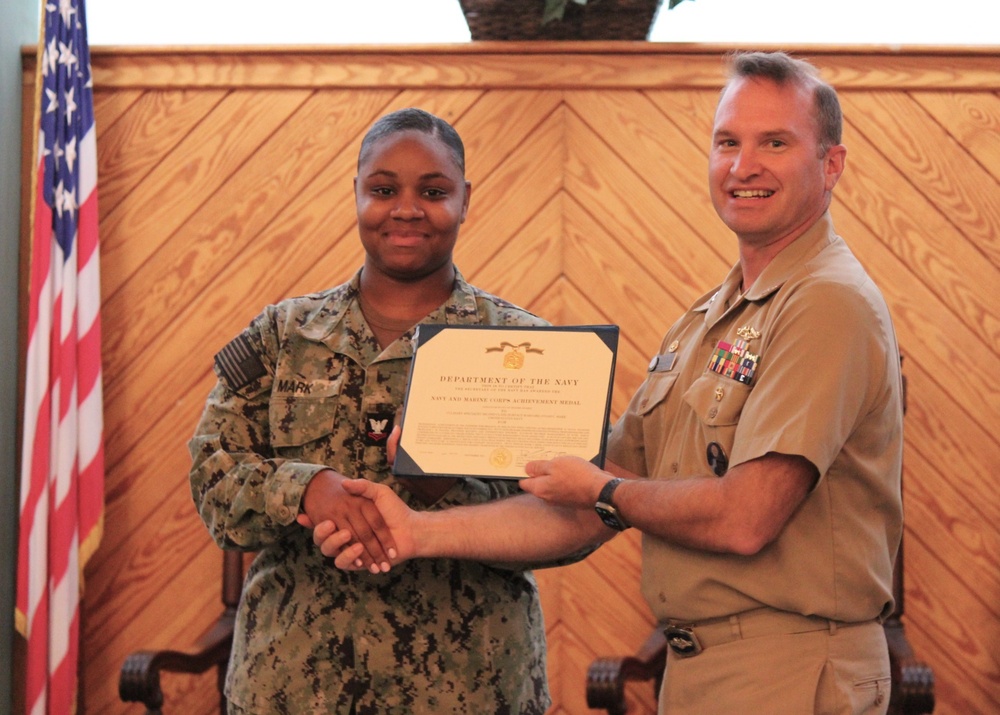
top-left (634, 372), bottom-right (680, 417)
top-left (683, 371), bottom-right (752, 427)
top-left (269, 377), bottom-right (345, 450)
top-left (682, 372), bottom-right (752, 475)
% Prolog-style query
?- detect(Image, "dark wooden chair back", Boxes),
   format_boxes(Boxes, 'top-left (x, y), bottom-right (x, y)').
top-left (118, 549), bottom-right (244, 714)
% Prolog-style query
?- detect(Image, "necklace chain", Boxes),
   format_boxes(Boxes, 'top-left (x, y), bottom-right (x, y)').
top-left (358, 290), bottom-right (418, 332)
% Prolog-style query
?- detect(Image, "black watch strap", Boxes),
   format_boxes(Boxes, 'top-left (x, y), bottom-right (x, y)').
top-left (595, 477), bottom-right (630, 530)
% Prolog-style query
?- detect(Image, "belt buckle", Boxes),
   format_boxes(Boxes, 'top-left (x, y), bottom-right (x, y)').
top-left (664, 625), bottom-right (703, 657)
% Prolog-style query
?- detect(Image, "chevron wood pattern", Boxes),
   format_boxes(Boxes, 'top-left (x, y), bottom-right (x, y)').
top-left (18, 45), bottom-right (1000, 715)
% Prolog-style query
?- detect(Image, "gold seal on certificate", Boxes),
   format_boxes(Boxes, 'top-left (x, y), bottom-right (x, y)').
top-left (393, 325), bottom-right (618, 479)
top-left (489, 447), bottom-right (513, 468)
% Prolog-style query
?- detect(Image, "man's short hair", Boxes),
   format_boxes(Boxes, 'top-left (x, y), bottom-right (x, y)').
top-left (724, 51), bottom-right (843, 154)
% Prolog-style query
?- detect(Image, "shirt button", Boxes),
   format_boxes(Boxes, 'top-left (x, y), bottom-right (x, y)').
top-left (670, 462), bottom-right (679, 474)
top-left (708, 407), bottom-right (718, 419)
top-left (640, 398), bottom-right (648, 409)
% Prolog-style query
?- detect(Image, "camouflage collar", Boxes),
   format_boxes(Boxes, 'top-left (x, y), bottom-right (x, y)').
top-left (297, 265), bottom-right (485, 354)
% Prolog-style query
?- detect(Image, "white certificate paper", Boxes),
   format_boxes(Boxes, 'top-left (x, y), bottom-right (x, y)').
top-left (393, 325), bottom-right (618, 479)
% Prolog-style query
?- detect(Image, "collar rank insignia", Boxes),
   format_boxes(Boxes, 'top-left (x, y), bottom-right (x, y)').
top-left (736, 325), bottom-right (761, 341)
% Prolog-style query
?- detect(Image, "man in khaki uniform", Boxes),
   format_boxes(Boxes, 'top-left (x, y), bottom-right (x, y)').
top-left (316, 52), bottom-right (903, 714)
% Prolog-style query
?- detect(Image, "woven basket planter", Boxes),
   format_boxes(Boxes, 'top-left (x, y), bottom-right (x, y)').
top-left (459, 0), bottom-right (665, 40)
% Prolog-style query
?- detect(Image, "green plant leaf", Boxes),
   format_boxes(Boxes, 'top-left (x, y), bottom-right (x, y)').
top-left (542, 0), bottom-right (568, 24)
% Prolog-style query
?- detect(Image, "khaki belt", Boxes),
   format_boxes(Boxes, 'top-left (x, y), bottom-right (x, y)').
top-left (662, 608), bottom-right (868, 658)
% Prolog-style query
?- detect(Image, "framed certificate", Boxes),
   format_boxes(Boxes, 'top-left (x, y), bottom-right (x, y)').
top-left (393, 324), bottom-right (618, 479)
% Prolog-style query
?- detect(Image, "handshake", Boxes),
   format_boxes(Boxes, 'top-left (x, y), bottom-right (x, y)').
top-left (296, 426), bottom-right (621, 573)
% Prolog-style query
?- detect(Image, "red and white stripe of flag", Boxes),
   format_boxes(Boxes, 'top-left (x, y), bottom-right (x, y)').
top-left (16, 1), bottom-right (104, 712)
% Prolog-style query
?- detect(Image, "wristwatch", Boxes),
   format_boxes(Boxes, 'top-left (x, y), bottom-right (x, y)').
top-left (595, 477), bottom-right (630, 531)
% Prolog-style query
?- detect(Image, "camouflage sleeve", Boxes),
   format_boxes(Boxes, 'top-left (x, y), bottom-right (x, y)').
top-left (188, 309), bottom-right (326, 551)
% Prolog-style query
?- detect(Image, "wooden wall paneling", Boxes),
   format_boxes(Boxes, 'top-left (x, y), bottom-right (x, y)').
top-left (90, 87), bottom-right (143, 129)
top-left (549, 258), bottom-right (649, 421)
top-left (557, 536), bottom-right (650, 655)
top-left (85, 492), bottom-right (221, 714)
top-left (15, 47), bottom-right (996, 715)
top-left (902, 454), bottom-right (1000, 715)
top-left (454, 89), bottom-right (561, 181)
top-left (456, 104), bottom-right (566, 277)
top-left (910, 90), bottom-right (1000, 270)
top-left (831, 206), bottom-right (998, 715)
top-left (566, 89), bottom-right (734, 263)
top-left (562, 194), bottom-right (685, 364)
top-left (813, 52), bottom-right (1000, 90)
top-left (95, 89), bottom-right (228, 219)
top-left (840, 92), bottom-right (1000, 263)
top-left (912, 90), bottom-right (1000, 180)
top-left (469, 196), bottom-right (565, 312)
top-left (831, 206), bottom-right (993, 439)
top-left (900, 359), bottom-right (1000, 715)
top-left (643, 87), bottom-right (721, 145)
top-left (834, 138), bottom-right (1000, 416)
top-left (840, 92), bottom-right (1000, 346)
top-left (563, 104), bottom-right (728, 310)
top-left (86, 47), bottom-right (730, 91)
top-left (98, 89), bottom-right (314, 299)
top-left (378, 87), bottom-right (487, 127)
top-left (902, 361), bottom-right (999, 534)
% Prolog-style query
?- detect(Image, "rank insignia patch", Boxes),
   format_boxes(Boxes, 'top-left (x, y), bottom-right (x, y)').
top-left (365, 411), bottom-right (394, 444)
top-left (707, 338), bottom-right (759, 385)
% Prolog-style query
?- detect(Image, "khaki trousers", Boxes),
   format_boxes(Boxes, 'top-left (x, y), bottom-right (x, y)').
top-left (658, 618), bottom-right (890, 714)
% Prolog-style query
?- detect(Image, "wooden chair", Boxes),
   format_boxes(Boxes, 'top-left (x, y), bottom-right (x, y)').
top-left (586, 368), bottom-right (935, 715)
top-left (118, 550), bottom-right (244, 714)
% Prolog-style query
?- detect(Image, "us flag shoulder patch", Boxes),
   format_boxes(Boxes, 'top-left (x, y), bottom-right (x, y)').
top-left (215, 333), bottom-right (268, 391)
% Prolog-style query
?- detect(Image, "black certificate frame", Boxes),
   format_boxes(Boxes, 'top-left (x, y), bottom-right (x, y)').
top-left (393, 324), bottom-right (618, 479)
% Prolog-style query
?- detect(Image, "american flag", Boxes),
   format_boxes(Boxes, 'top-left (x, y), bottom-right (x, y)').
top-left (16, 0), bottom-right (104, 713)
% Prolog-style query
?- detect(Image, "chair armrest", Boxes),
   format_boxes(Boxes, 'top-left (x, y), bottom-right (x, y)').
top-left (884, 618), bottom-right (935, 715)
top-left (118, 610), bottom-right (235, 712)
top-left (586, 627), bottom-right (666, 715)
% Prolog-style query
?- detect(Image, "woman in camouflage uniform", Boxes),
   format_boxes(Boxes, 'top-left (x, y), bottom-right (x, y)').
top-left (189, 108), bottom-right (577, 714)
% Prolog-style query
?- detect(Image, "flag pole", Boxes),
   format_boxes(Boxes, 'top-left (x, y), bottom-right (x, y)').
top-left (14, 0), bottom-right (47, 647)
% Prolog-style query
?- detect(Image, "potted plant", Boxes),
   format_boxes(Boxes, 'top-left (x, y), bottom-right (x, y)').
top-left (460, 0), bottom-right (689, 41)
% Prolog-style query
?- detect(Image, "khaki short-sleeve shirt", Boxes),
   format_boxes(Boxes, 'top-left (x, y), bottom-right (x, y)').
top-left (609, 214), bottom-right (903, 624)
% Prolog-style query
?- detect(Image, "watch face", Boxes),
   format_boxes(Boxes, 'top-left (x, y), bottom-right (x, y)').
top-left (596, 505), bottom-right (627, 531)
